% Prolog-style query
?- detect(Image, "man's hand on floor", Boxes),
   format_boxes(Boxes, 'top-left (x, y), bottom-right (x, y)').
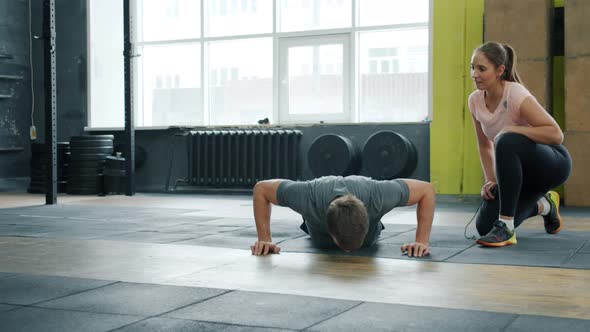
top-left (400, 242), bottom-right (430, 257)
top-left (251, 241), bottom-right (281, 256)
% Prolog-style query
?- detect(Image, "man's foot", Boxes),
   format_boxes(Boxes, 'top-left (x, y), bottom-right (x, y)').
top-left (476, 220), bottom-right (517, 247)
top-left (543, 191), bottom-right (562, 234)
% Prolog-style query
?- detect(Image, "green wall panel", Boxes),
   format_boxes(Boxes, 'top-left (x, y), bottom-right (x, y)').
top-left (431, 0), bottom-right (484, 194)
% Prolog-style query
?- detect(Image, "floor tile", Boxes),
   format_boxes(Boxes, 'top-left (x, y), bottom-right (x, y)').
top-left (0, 304), bottom-right (19, 312)
top-left (98, 231), bottom-right (199, 244)
top-left (447, 246), bottom-right (571, 268)
top-left (0, 307), bottom-right (142, 332)
top-left (0, 274), bottom-right (113, 306)
top-left (562, 253), bottom-right (590, 269)
top-left (308, 302), bottom-right (516, 332)
top-left (38, 282), bottom-right (227, 316)
top-left (114, 317), bottom-right (293, 332)
top-left (164, 290), bottom-right (360, 330)
top-left (379, 226), bottom-right (475, 248)
top-left (505, 314), bottom-right (590, 332)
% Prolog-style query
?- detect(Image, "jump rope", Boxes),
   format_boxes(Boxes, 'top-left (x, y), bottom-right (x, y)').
top-left (463, 187), bottom-right (496, 240)
top-left (463, 204), bottom-right (481, 240)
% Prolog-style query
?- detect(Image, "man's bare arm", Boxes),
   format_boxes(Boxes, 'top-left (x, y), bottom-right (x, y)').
top-left (399, 179), bottom-right (436, 257)
top-left (251, 179), bottom-right (283, 255)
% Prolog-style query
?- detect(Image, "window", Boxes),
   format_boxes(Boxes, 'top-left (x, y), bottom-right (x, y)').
top-left (87, 0), bottom-right (430, 128)
top-left (359, 0), bottom-right (429, 27)
top-left (137, 0), bottom-right (201, 42)
top-left (206, 0), bottom-right (272, 37)
top-left (138, 43), bottom-right (202, 126)
top-left (279, 35), bottom-right (351, 124)
top-left (359, 29), bottom-right (429, 122)
top-left (208, 38), bottom-right (273, 125)
top-left (278, 0), bottom-right (352, 32)
top-left (88, 0), bottom-right (124, 128)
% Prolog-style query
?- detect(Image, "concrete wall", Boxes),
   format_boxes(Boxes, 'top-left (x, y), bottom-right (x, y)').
top-left (484, 0), bottom-right (553, 111)
top-left (0, 0), bottom-right (31, 179)
top-left (564, 0), bottom-right (590, 206)
top-left (0, 0), bottom-right (87, 186)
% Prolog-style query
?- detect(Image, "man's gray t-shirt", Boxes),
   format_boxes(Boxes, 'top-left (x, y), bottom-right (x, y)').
top-left (276, 175), bottom-right (410, 248)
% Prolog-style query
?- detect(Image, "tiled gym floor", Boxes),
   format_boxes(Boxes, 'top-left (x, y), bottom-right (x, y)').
top-left (0, 191), bottom-right (589, 331)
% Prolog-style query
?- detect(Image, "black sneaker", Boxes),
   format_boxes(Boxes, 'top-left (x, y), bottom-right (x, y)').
top-left (476, 220), bottom-right (517, 247)
top-left (543, 191), bottom-right (562, 234)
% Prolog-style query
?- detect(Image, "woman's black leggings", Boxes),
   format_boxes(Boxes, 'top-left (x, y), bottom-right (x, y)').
top-left (476, 133), bottom-right (572, 235)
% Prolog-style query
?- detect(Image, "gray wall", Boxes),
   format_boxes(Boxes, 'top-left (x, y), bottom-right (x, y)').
top-left (0, 0), bottom-right (87, 183)
top-left (31, 0), bottom-right (88, 142)
top-left (100, 123), bottom-right (430, 193)
top-left (0, 0), bottom-right (31, 178)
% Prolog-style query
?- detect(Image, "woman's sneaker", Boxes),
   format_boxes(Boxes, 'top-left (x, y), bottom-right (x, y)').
top-left (476, 220), bottom-right (517, 247)
top-left (543, 191), bottom-right (562, 234)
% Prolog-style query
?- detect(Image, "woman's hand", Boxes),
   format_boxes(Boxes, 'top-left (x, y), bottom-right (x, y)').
top-left (481, 181), bottom-right (497, 200)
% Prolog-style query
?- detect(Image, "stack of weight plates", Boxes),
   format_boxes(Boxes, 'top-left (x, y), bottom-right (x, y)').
top-left (104, 155), bottom-right (126, 194)
top-left (28, 142), bottom-right (70, 193)
top-left (67, 135), bottom-right (114, 195)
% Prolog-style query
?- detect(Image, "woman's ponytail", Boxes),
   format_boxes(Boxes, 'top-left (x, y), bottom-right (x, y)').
top-left (476, 42), bottom-right (522, 83)
top-left (502, 44), bottom-right (521, 83)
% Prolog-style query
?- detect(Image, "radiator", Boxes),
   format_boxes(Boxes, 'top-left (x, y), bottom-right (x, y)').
top-left (190, 130), bottom-right (302, 187)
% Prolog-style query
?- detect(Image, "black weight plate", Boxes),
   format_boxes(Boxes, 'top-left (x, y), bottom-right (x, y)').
top-left (68, 168), bottom-right (103, 176)
top-left (31, 142), bottom-right (70, 153)
top-left (70, 140), bottom-right (114, 148)
top-left (105, 163), bottom-right (126, 171)
top-left (29, 176), bottom-right (67, 184)
top-left (69, 159), bottom-right (106, 167)
top-left (103, 168), bottom-right (126, 177)
top-left (68, 174), bottom-right (103, 182)
top-left (362, 131), bottom-right (417, 180)
top-left (30, 160), bottom-right (69, 169)
top-left (68, 183), bottom-right (102, 189)
top-left (308, 134), bottom-right (360, 177)
top-left (66, 187), bottom-right (101, 195)
top-left (68, 184), bottom-right (102, 191)
top-left (70, 146), bottom-right (114, 155)
top-left (30, 162), bottom-right (67, 170)
top-left (402, 139), bottom-right (418, 178)
top-left (70, 135), bottom-right (114, 141)
top-left (68, 168), bottom-right (103, 175)
top-left (105, 156), bottom-right (126, 169)
top-left (68, 168), bottom-right (104, 176)
top-left (69, 153), bottom-right (112, 161)
top-left (29, 181), bottom-right (68, 189)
